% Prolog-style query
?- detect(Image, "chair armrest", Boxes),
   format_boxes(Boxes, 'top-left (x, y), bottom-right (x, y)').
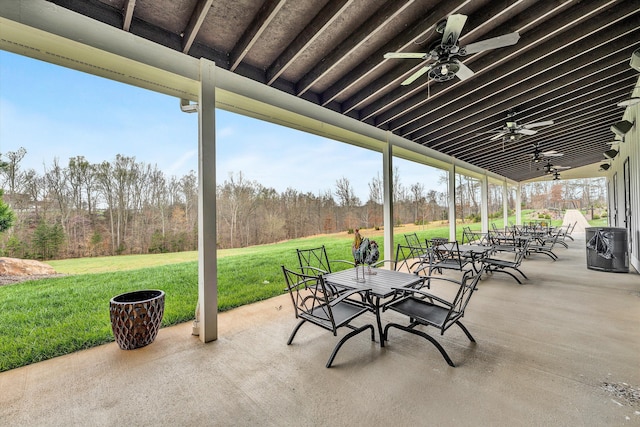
top-left (369, 259), bottom-right (396, 268)
top-left (299, 265), bottom-right (329, 276)
top-left (330, 259), bottom-right (356, 267)
top-left (328, 288), bottom-right (371, 306)
top-left (391, 286), bottom-right (454, 308)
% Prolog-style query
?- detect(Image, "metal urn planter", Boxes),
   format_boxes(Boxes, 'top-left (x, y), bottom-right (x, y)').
top-left (110, 290), bottom-right (165, 350)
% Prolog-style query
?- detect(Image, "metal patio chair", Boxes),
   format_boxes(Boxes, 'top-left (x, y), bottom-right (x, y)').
top-left (404, 232), bottom-right (429, 255)
top-left (428, 240), bottom-right (472, 275)
top-left (281, 266), bottom-right (375, 368)
top-left (527, 228), bottom-right (561, 260)
top-left (389, 244), bottom-right (432, 276)
top-left (296, 245), bottom-right (355, 277)
top-left (383, 266), bottom-right (485, 367)
top-left (482, 238), bottom-right (530, 284)
top-left (462, 226), bottom-right (488, 245)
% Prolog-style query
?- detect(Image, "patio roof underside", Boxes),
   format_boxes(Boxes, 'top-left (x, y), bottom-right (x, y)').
top-left (20, 1), bottom-right (640, 181)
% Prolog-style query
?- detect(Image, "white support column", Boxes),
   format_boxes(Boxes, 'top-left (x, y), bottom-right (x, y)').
top-left (481, 174), bottom-right (489, 234)
top-left (197, 58), bottom-right (218, 343)
top-left (383, 138), bottom-right (394, 262)
top-left (503, 180), bottom-right (509, 230)
top-left (448, 163), bottom-right (456, 241)
top-left (515, 183), bottom-right (522, 226)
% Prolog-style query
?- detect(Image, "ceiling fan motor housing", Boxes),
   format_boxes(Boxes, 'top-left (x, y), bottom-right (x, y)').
top-left (428, 61), bottom-right (459, 81)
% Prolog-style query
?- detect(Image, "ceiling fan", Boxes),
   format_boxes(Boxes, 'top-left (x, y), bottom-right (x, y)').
top-left (384, 14), bottom-right (520, 85)
top-left (539, 159), bottom-right (570, 175)
top-left (484, 112), bottom-right (555, 143)
top-left (529, 143), bottom-right (563, 163)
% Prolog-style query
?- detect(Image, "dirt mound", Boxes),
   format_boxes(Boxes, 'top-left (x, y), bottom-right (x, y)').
top-left (0, 257), bottom-right (61, 286)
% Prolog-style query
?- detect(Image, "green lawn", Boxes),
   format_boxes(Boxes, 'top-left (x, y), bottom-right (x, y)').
top-left (0, 212), bottom-right (596, 372)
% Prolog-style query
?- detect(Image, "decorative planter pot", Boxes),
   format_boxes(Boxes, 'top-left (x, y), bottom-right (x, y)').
top-left (110, 290), bottom-right (165, 350)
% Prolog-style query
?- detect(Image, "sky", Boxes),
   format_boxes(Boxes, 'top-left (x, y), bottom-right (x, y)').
top-left (0, 51), bottom-right (444, 202)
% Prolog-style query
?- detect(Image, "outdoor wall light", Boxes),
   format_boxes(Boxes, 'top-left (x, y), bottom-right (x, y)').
top-left (603, 148), bottom-right (619, 159)
top-left (610, 120), bottom-right (634, 137)
top-left (599, 163), bottom-right (610, 171)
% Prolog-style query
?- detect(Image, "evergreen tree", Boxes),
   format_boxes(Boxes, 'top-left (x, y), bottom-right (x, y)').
top-left (0, 189), bottom-right (16, 233)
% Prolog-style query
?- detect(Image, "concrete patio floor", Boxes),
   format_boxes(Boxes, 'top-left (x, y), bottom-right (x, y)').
top-left (1, 233), bottom-right (639, 426)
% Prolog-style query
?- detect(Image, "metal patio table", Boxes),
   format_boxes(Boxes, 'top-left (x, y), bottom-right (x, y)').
top-left (323, 267), bottom-right (424, 347)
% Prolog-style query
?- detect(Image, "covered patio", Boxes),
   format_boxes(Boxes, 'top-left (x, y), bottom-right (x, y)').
top-left (1, 2), bottom-right (639, 424)
top-left (1, 234), bottom-right (639, 425)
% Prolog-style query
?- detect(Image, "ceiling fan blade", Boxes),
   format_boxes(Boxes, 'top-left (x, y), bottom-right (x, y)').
top-left (384, 52), bottom-right (427, 59)
top-left (555, 166), bottom-right (571, 170)
top-left (401, 65), bottom-right (432, 85)
top-left (455, 60), bottom-right (475, 81)
top-left (490, 132), bottom-right (505, 141)
top-left (461, 32), bottom-right (520, 55)
top-left (518, 129), bottom-right (537, 135)
top-left (523, 120), bottom-right (555, 129)
top-left (544, 153), bottom-right (564, 157)
top-left (441, 14), bottom-right (467, 48)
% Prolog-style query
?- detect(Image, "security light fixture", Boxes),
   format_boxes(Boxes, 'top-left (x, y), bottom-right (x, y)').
top-left (630, 48), bottom-right (640, 72)
top-left (599, 163), bottom-right (610, 171)
top-left (603, 148), bottom-right (619, 159)
top-left (611, 120), bottom-right (634, 137)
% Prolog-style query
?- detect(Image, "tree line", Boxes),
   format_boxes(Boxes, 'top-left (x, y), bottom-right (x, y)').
top-left (0, 147), bottom-right (605, 260)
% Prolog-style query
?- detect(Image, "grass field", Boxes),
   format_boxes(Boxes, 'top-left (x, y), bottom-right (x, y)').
top-left (0, 213), bottom-right (579, 372)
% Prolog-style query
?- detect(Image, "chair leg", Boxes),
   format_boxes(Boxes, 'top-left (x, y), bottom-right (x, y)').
top-left (384, 323), bottom-right (455, 367)
top-left (514, 267), bottom-right (528, 280)
top-left (287, 319), bottom-right (306, 345)
top-left (486, 268), bottom-right (525, 284)
top-left (455, 320), bottom-right (475, 342)
top-left (326, 324), bottom-right (375, 368)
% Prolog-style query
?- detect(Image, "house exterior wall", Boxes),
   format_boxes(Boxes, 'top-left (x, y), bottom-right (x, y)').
top-left (606, 76), bottom-right (640, 272)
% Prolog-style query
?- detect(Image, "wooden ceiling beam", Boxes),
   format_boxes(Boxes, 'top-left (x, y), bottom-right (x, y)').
top-left (181, 0), bottom-right (214, 54)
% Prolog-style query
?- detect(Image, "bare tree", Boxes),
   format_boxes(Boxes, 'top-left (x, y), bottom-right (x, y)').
top-left (410, 182), bottom-right (425, 224)
top-left (335, 177), bottom-right (361, 229)
top-left (0, 147), bottom-right (27, 195)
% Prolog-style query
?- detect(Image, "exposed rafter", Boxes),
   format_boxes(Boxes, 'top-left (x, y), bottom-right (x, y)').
top-left (229, 0), bottom-right (287, 72)
top-left (41, 0), bottom-right (640, 181)
top-left (122, 0), bottom-right (135, 31)
top-left (182, 0), bottom-right (214, 54)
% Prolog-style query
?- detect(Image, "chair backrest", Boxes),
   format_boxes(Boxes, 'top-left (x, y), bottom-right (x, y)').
top-left (442, 267), bottom-right (484, 331)
top-left (461, 227), bottom-right (473, 244)
top-left (429, 237), bottom-right (449, 247)
top-left (404, 232), bottom-right (423, 248)
top-left (393, 244), bottom-right (428, 273)
top-left (282, 266), bottom-right (336, 329)
top-left (544, 228), bottom-right (562, 247)
top-left (512, 238), bottom-right (531, 266)
top-left (296, 245), bottom-right (332, 277)
top-left (432, 241), bottom-right (465, 268)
